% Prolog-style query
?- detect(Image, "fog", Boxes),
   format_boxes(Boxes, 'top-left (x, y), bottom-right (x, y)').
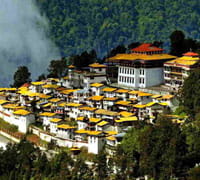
top-left (0, 0), bottom-right (60, 86)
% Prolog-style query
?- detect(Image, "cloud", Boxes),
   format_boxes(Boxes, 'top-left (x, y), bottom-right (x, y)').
top-left (0, 0), bottom-right (60, 86)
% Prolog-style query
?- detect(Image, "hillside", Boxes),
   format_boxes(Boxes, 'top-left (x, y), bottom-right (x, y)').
top-left (36, 0), bottom-right (200, 57)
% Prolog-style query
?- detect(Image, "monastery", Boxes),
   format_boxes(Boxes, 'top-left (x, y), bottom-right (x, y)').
top-left (0, 43), bottom-right (197, 154)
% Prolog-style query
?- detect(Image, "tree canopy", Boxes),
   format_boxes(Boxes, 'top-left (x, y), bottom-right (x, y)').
top-left (181, 69), bottom-right (200, 119)
top-left (36, 0), bottom-right (200, 57)
top-left (12, 66), bottom-right (31, 88)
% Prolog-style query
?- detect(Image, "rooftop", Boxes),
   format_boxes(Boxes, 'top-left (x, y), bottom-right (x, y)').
top-left (13, 109), bottom-right (31, 116)
top-left (165, 53), bottom-right (200, 66)
top-left (89, 63), bottom-right (107, 68)
top-left (131, 43), bottom-right (164, 52)
top-left (108, 53), bottom-right (176, 62)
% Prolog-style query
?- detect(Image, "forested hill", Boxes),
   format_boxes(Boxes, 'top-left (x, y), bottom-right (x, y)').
top-left (36, 0), bottom-right (200, 57)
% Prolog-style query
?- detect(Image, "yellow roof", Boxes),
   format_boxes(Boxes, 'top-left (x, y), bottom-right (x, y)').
top-left (42, 84), bottom-right (59, 89)
top-left (95, 109), bottom-right (119, 116)
top-left (18, 90), bottom-right (39, 97)
top-left (115, 89), bottom-right (130, 93)
top-left (68, 65), bottom-right (75, 68)
top-left (90, 83), bottom-right (104, 87)
top-left (89, 95), bottom-right (104, 101)
top-left (106, 136), bottom-right (116, 141)
top-left (138, 92), bottom-right (153, 97)
top-left (115, 116), bottom-right (138, 123)
top-left (75, 129), bottom-right (88, 134)
top-left (66, 103), bottom-right (82, 107)
top-left (160, 94), bottom-right (174, 100)
top-left (49, 98), bottom-right (61, 103)
top-left (129, 98), bottom-right (137, 101)
top-left (89, 117), bottom-right (102, 123)
top-left (133, 104), bottom-right (146, 109)
top-left (87, 130), bottom-right (102, 136)
top-left (3, 104), bottom-right (25, 109)
top-left (18, 87), bottom-right (28, 91)
top-left (115, 100), bottom-right (132, 106)
top-left (145, 102), bottom-right (157, 107)
top-left (102, 87), bottom-right (117, 92)
top-left (50, 118), bottom-right (62, 123)
top-left (108, 53), bottom-right (176, 61)
top-left (58, 102), bottom-right (67, 107)
top-left (70, 147), bottom-right (81, 151)
top-left (128, 90), bottom-right (141, 95)
top-left (13, 109), bottom-right (31, 116)
top-left (63, 76), bottom-right (69, 80)
top-left (97, 121), bottom-right (109, 126)
top-left (60, 89), bottom-right (79, 95)
top-left (159, 102), bottom-right (168, 106)
top-left (38, 94), bottom-right (51, 99)
top-left (39, 112), bottom-right (56, 117)
top-left (172, 119), bottom-right (185, 124)
top-left (42, 103), bottom-right (52, 108)
top-left (0, 88), bottom-right (16, 92)
top-left (0, 100), bottom-right (9, 105)
top-left (105, 131), bottom-right (118, 135)
top-left (119, 111), bottom-right (134, 117)
top-left (165, 56), bottom-right (200, 66)
top-left (31, 81), bottom-right (45, 86)
top-left (0, 88), bottom-right (17, 91)
top-left (57, 124), bottom-right (76, 129)
top-left (151, 94), bottom-right (162, 98)
top-left (77, 117), bottom-right (85, 121)
top-left (103, 97), bottom-right (119, 101)
top-left (79, 106), bottom-right (97, 111)
top-left (89, 63), bottom-right (107, 68)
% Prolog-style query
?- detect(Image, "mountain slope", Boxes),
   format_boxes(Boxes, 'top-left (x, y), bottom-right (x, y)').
top-left (36, 0), bottom-right (200, 56)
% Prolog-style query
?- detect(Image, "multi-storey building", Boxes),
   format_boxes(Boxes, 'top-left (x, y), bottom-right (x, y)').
top-left (164, 52), bottom-right (200, 91)
top-left (66, 63), bottom-right (107, 89)
top-left (108, 44), bottom-right (176, 88)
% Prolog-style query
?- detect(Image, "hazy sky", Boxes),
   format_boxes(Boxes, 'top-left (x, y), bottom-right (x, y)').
top-left (0, 0), bottom-right (60, 86)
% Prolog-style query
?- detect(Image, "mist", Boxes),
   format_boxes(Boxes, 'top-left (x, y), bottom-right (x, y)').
top-left (0, 0), bottom-right (60, 87)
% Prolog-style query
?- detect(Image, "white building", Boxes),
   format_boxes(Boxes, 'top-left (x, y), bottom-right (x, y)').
top-left (87, 131), bottom-right (105, 154)
top-left (49, 118), bottom-right (62, 134)
top-left (164, 52), bottom-right (200, 91)
top-left (57, 124), bottom-right (76, 140)
top-left (108, 44), bottom-right (176, 88)
top-left (12, 109), bottom-right (35, 133)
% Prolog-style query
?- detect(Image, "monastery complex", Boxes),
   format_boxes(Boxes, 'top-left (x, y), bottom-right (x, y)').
top-left (0, 43), bottom-right (199, 154)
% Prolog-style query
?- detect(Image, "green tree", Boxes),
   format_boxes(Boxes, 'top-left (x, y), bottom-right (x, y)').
top-left (94, 150), bottom-right (108, 180)
top-left (47, 58), bottom-right (67, 78)
top-left (139, 117), bottom-right (187, 179)
top-left (181, 69), bottom-right (200, 119)
top-left (188, 166), bottom-right (200, 180)
top-left (170, 30), bottom-right (186, 56)
top-left (12, 66), bottom-right (31, 88)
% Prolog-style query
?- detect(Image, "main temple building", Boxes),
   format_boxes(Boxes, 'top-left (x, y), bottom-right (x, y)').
top-left (108, 43), bottom-right (176, 88)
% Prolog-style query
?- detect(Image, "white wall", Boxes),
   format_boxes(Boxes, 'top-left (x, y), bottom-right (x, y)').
top-left (118, 66), bottom-right (164, 88)
top-left (145, 68), bottom-right (164, 87)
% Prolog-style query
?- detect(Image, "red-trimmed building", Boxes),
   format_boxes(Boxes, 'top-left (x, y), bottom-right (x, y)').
top-left (164, 52), bottom-right (200, 91)
top-left (107, 43), bottom-right (175, 88)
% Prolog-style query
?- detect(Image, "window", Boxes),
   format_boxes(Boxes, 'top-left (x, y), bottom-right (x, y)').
top-left (132, 78), bottom-right (134, 83)
top-left (140, 78), bottom-right (144, 84)
top-left (132, 69), bottom-right (134, 75)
